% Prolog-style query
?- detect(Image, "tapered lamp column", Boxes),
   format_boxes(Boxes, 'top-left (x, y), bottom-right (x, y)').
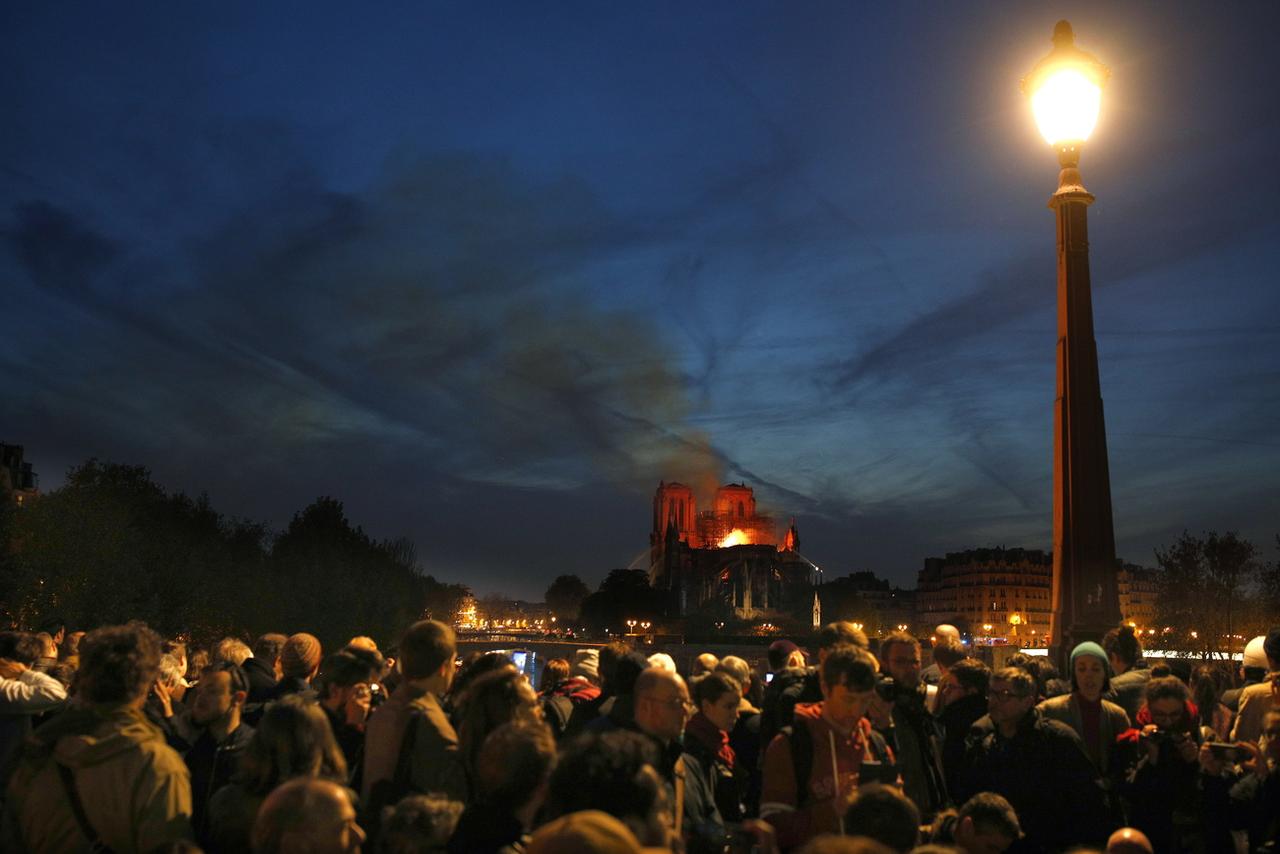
top-left (1023, 21), bottom-right (1123, 667)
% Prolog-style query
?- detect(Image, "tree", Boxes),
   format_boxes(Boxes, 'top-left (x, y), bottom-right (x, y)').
top-left (1153, 530), bottom-right (1263, 658)
top-left (578, 569), bottom-right (664, 634)
top-left (544, 574), bottom-right (590, 621)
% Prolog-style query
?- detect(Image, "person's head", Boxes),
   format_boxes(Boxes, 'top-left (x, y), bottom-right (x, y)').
top-left (36, 616), bottom-right (66, 646)
top-left (880, 631), bottom-right (922, 689)
top-left (693, 671), bottom-right (742, 732)
top-left (456, 665), bottom-right (541, 775)
top-left (1104, 827), bottom-right (1154, 854)
top-left (0, 631), bottom-right (43, 666)
top-left (253, 633), bottom-right (289, 679)
top-left (934, 624), bottom-right (961, 644)
top-left (940, 658), bottom-right (990, 709)
top-left (475, 720), bottom-right (557, 816)
top-left (397, 620), bottom-right (456, 686)
top-left (634, 667), bottom-right (692, 742)
top-left (795, 837), bottom-right (896, 854)
top-left (346, 636), bottom-right (378, 653)
top-left (610, 652), bottom-right (651, 698)
top-left (251, 777), bottom-right (364, 854)
top-left (236, 695), bottom-right (348, 795)
top-left (987, 667), bottom-right (1037, 731)
top-left (1144, 675), bottom-right (1191, 730)
top-left (60, 630), bottom-right (86, 663)
top-left (185, 648), bottom-right (210, 683)
top-left (527, 810), bottom-right (645, 854)
top-left (280, 633), bottom-right (323, 682)
top-left (541, 658), bottom-right (570, 693)
top-left (34, 632), bottom-right (57, 660)
top-left (212, 637), bottom-right (253, 667)
top-left (157, 654), bottom-right (186, 692)
top-left (377, 795), bottom-right (462, 854)
top-left (316, 651), bottom-right (378, 711)
top-left (646, 652), bottom-right (676, 673)
top-left (843, 783), bottom-right (920, 852)
top-left (1190, 665), bottom-right (1221, 722)
top-left (191, 660), bottom-right (249, 728)
top-left (954, 792), bottom-right (1021, 854)
top-left (820, 645), bottom-right (879, 730)
top-left (714, 655), bottom-right (751, 695)
top-left (547, 731), bottom-right (667, 847)
top-left (691, 652), bottom-right (719, 677)
top-left (161, 639), bottom-right (188, 672)
top-left (76, 622), bottom-right (163, 706)
top-left (931, 637), bottom-right (967, 674)
top-left (1102, 624), bottom-right (1142, 675)
top-left (596, 640), bottom-right (632, 693)
top-left (818, 622), bottom-right (869, 658)
top-left (1242, 635), bottom-right (1268, 681)
top-left (1069, 642), bottom-right (1111, 701)
top-left (768, 639), bottom-right (802, 671)
top-left (1264, 627), bottom-right (1280, 670)
top-left (569, 649), bottom-right (599, 685)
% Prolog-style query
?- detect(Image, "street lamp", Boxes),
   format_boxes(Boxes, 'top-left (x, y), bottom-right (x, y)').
top-left (626, 619), bottom-right (637, 635)
top-left (851, 622), bottom-right (864, 633)
top-left (1023, 21), bottom-right (1122, 668)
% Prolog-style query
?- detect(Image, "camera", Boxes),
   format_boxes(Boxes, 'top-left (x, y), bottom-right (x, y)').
top-left (875, 675), bottom-right (901, 702)
top-left (1141, 728), bottom-right (1187, 745)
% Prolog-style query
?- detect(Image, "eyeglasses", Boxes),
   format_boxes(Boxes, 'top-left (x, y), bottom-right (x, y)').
top-left (989, 690), bottom-right (1029, 702)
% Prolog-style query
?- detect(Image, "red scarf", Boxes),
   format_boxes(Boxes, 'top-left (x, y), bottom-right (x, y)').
top-left (685, 711), bottom-right (735, 766)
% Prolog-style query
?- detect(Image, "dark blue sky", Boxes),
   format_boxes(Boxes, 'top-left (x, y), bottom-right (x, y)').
top-left (5, 3), bottom-right (1279, 600)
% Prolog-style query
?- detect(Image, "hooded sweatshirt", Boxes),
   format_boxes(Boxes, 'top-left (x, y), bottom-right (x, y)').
top-left (2, 704), bottom-right (193, 853)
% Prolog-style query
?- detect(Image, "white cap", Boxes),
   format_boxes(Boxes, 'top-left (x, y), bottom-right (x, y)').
top-left (1243, 636), bottom-right (1268, 670)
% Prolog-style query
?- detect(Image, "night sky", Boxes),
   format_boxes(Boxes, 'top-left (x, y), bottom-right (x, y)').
top-left (5, 3), bottom-right (1279, 601)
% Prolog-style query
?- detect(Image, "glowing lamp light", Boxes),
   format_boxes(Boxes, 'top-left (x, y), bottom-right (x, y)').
top-left (1022, 21), bottom-right (1109, 148)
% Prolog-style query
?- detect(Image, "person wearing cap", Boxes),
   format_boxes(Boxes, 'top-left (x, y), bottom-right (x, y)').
top-left (270, 633), bottom-right (322, 702)
top-left (1231, 627), bottom-right (1280, 744)
top-left (1038, 642), bottom-right (1131, 776)
top-left (1222, 635), bottom-right (1269, 718)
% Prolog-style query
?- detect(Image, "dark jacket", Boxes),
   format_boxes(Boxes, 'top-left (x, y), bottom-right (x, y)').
top-left (1114, 701), bottom-right (1203, 854)
top-left (1229, 767), bottom-right (1280, 851)
top-left (937, 691), bottom-right (987, 801)
top-left (176, 722), bottom-right (254, 841)
top-left (447, 803), bottom-right (527, 854)
top-left (957, 709), bottom-right (1110, 853)
top-left (241, 658), bottom-right (278, 704)
top-left (321, 703), bottom-right (365, 788)
top-left (758, 667), bottom-right (820, 760)
top-left (881, 685), bottom-right (947, 819)
top-left (1104, 665), bottom-right (1151, 723)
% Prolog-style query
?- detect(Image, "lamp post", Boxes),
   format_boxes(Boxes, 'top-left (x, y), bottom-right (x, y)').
top-left (1023, 21), bottom-right (1123, 669)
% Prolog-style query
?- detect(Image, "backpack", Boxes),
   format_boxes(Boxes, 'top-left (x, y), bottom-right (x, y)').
top-left (778, 721), bottom-right (891, 808)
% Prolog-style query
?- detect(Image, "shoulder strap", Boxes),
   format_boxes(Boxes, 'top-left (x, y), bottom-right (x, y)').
top-left (56, 763), bottom-right (116, 854)
top-left (782, 723), bottom-right (813, 808)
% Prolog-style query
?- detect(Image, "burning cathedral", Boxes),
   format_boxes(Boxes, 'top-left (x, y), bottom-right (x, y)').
top-left (649, 481), bottom-right (816, 621)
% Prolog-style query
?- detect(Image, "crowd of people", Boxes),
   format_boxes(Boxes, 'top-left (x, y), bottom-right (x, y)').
top-left (0, 616), bottom-right (1277, 854)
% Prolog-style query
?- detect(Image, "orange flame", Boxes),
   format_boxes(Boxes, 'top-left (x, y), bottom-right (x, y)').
top-left (719, 528), bottom-right (750, 548)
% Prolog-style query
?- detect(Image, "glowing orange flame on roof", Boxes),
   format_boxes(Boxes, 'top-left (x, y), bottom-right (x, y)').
top-left (719, 529), bottom-right (750, 548)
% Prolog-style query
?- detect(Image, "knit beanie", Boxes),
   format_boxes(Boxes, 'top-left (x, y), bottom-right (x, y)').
top-left (570, 648), bottom-right (600, 683)
top-left (1069, 641), bottom-right (1111, 692)
top-left (281, 633), bottom-right (322, 679)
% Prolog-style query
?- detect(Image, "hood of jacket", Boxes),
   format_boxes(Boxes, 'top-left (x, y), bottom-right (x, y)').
top-left (551, 676), bottom-right (601, 703)
top-left (23, 704), bottom-right (167, 771)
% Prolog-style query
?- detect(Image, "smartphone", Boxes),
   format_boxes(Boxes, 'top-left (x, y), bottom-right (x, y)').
top-left (1207, 742), bottom-right (1243, 762)
top-left (765, 672), bottom-right (775, 684)
top-left (859, 760), bottom-right (900, 786)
